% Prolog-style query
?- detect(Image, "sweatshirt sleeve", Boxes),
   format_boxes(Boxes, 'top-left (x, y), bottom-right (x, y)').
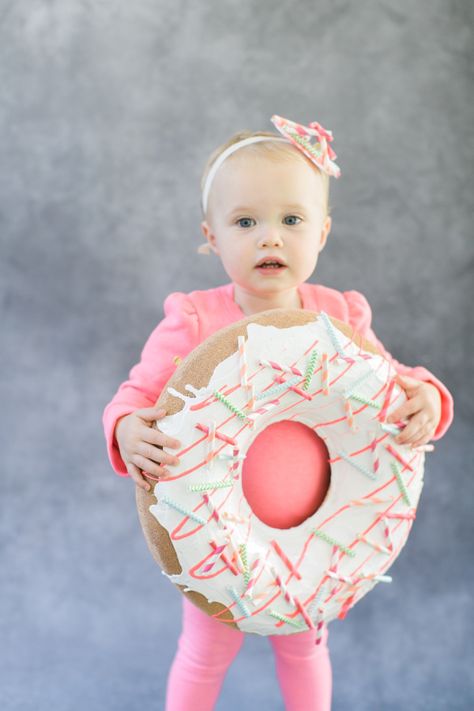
top-left (102, 292), bottom-right (200, 476)
top-left (343, 289), bottom-right (454, 441)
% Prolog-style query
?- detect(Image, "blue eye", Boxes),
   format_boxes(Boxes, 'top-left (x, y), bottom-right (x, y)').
top-left (284, 215), bottom-right (302, 225)
top-left (236, 215), bottom-right (301, 228)
top-left (236, 217), bottom-right (255, 228)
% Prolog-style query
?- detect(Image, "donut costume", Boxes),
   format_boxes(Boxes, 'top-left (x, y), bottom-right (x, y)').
top-left (102, 114), bottom-right (454, 658)
top-left (136, 308), bottom-right (436, 640)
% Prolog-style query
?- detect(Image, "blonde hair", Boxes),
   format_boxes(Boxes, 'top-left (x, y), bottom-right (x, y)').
top-left (198, 129), bottom-right (331, 254)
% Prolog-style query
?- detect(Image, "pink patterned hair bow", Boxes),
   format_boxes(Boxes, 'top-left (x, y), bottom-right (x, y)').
top-left (270, 114), bottom-right (341, 178)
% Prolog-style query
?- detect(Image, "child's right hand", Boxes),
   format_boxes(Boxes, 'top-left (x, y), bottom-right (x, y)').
top-left (114, 406), bottom-right (181, 492)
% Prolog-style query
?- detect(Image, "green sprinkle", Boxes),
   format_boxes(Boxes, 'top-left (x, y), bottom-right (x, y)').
top-left (312, 529), bottom-right (356, 557)
top-left (348, 392), bottom-right (381, 409)
top-left (239, 544), bottom-right (250, 586)
top-left (188, 480), bottom-right (234, 492)
top-left (214, 390), bottom-right (251, 421)
top-left (390, 461), bottom-right (411, 506)
top-left (303, 350), bottom-right (318, 390)
top-left (268, 610), bottom-right (307, 629)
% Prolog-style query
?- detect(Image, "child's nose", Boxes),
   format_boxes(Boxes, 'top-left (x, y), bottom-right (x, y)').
top-left (257, 227), bottom-right (284, 248)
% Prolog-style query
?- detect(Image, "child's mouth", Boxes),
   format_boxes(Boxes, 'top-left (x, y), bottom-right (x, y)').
top-left (255, 261), bottom-right (287, 271)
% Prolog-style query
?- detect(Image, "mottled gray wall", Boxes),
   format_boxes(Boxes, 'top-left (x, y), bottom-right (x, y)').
top-left (2, 1), bottom-right (473, 710)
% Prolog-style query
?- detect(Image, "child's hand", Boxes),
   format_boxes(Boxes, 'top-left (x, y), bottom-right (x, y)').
top-left (386, 374), bottom-right (442, 448)
top-left (114, 407), bottom-right (182, 492)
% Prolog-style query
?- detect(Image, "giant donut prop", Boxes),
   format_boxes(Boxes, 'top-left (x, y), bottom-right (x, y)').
top-left (136, 309), bottom-right (426, 639)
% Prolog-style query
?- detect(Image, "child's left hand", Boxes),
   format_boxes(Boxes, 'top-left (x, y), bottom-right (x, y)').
top-left (386, 373), bottom-right (442, 448)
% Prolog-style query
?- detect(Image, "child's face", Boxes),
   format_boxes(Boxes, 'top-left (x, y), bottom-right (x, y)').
top-left (201, 152), bottom-right (332, 298)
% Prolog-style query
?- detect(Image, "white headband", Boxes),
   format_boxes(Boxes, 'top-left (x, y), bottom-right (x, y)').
top-left (201, 136), bottom-right (290, 215)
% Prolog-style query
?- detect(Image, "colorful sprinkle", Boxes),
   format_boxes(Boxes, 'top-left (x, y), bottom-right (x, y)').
top-left (319, 311), bottom-right (345, 355)
top-left (188, 480), bottom-right (234, 492)
top-left (239, 544), bottom-right (250, 585)
top-left (201, 493), bottom-right (223, 526)
top-left (243, 557), bottom-right (262, 598)
top-left (205, 420), bottom-right (216, 469)
top-left (161, 496), bottom-right (206, 525)
top-left (321, 352), bottom-right (329, 395)
top-left (288, 382), bottom-right (314, 400)
top-left (271, 540), bottom-right (302, 579)
top-left (259, 358), bottom-right (303, 376)
top-left (385, 443), bottom-right (415, 472)
top-left (312, 529), bottom-right (356, 557)
top-left (349, 496), bottom-right (392, 507)
top-left (338, 452), bottom-right (377, 480)
top-left (222, 512), bottom-right (248, 524)
top-left (307, 586), bottom-right (327, 617)
top-left (347, 392), bottom-right (380, 409)
top-left (385, 509), bottom-right (416, 520)
top-left (247, 398), bottom-right (281, 422)
top-left (237, 335), bottom-right (248, 389)
top-left (314, 617), bottom-right (326, 645)
top-left (217, 452), bottom-right (246, 461)
top-left (381, 422), bottom-right (403, 436)
top-left (327, 570), bottom-right (392, 584)
top-left (378, 376), bottom-right (397, 422)
top-left (390, 461), bottom-right (411, 505)
top-left (201, 543), bottom-right (227, 573)
top-left (344, 399), bottom-right (357, 431)
top-left (356, 534), bottom-right (391, 555)
top-left (213, 390), bottom-right (252, 423)
top-left (246, 382), bottom-right (256, 411)
top-left (268, 609), bottom-right (307, 630)
top-left (303, 349), bottom-right (318, 390)
top-left (270, 565), bottom-right (295, 605)
top-left (256, 375), bottom-right (300, 400)
top-left (196, 422), bottom-right (237, 446)
top-left (294, 596), bottom-right (315, 628)
top-left (210, 541), bottom-right (239, 575)
top-left (228, 586), bottom-right (251, 617)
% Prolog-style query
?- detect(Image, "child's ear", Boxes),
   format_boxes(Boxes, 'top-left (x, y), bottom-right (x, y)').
top-left (319, 215), bottom-right (332, 251)
top-left (200, 220), bottom-right (220, 255)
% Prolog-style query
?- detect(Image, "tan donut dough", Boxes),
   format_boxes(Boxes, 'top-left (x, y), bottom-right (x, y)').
top-left (135, 308), bottom-right (382, 628)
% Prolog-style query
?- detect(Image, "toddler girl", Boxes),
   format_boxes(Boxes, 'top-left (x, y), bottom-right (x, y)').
top-left (102, 115), bottom-right (454, 711)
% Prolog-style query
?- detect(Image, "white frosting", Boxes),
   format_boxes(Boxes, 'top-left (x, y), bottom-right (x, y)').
top-left (149, 313), bottom-right (425, 635)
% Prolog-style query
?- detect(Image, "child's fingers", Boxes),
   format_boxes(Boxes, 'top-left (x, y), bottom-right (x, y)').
top-left (410, 434), bottom-right (431, 448)
top-left (134, 406), bottom-right (167, 422)
top-left (145, 427), bottom-right (181, 450)
top-left (130, 452), bottom-right (171, 480)
top-left (396, 424), bottom-right (423, 445)
top-left (136, 439), bottom-right (180, 468)
top-left (405, 418), bottom-right (437, 447)
top-left (127, 461), bottom-right (154, 491)
top-left (395, 415), bottom-right (430, 445)
top-left (394, 373), bottom-right (422, 394)
top-left (387, 395), bottom-right (423, 424)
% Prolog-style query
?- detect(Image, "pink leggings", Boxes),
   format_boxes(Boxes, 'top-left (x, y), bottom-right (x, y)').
top-left (165, 596), bottom-right (332, 710)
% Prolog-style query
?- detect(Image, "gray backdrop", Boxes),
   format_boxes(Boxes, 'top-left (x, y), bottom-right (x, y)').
top-left (2, 1), bottom-right (473, 709)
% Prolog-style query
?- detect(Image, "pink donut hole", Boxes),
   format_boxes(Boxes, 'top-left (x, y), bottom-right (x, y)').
top-left (241, 420), bottom-right (331, 529)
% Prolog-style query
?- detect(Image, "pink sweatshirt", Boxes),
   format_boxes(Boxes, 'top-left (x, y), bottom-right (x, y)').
top-left (103, 281), bottom-right (454, 477)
